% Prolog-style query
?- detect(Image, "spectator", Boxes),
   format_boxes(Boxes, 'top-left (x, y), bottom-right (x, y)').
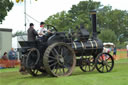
top-left (113, 46), bottom-right (117, 60)
top-left (127, 45), bottom-right (128, 57)
top-left (2, 52), bottom-right (8, 60)
top-left (8, 48), bottom-right (17, 60)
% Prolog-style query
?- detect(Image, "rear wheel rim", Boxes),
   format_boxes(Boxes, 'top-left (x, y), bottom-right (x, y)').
top-left (43, 42), bottom-right (76, 77)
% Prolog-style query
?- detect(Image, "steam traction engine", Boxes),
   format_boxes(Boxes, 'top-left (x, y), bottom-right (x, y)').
top-left (19, 10), bottom-right (114, 77)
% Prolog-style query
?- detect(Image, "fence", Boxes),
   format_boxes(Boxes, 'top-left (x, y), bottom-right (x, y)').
top-left (116, 49), bottom-right (127, 60)
top-left (0, 59), bottom-right (20, 68)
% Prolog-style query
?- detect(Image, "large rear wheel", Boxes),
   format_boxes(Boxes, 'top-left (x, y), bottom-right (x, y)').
top-left (43, 42), bottom-right (76, 77)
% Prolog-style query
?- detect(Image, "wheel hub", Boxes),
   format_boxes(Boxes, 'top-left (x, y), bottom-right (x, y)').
top-left (86, 59), bottom-right (90, 65)
top-left (59, 57), bottom-right (64, 63)
top-left (57, 55), bottom-right (64, 65)
top-left (81, 59), bottom-right (90, 65)
top-left (103, 60), bottom-right (108, 65)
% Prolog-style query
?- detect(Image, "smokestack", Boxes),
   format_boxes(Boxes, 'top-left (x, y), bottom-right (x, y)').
top-left (90, 10), bottom-right (97, 39)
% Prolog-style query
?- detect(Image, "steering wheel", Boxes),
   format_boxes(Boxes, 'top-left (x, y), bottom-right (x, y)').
top-left (46, 25), bottom-right (58, 33)
top-left (39, 25), bottom-right (57, 40)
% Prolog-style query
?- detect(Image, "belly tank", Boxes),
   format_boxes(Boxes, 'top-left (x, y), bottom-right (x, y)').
top-left (72, 39), bottom-right (103, 56)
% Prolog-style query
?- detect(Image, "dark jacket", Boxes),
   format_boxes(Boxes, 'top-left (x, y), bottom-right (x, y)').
top-left (27, 27), bottom-right (38, 41)
top-left (2, 55), bottom-right (8, 60)
top-left (8, 50), bottom-right (17, 60)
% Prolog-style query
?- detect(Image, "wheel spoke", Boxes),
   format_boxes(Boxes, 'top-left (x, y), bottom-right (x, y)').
top-left (49, 56), bottom-right (57, 60)
top-left (88, 65), bottom-right (90, 71)
top-left (50, 62), bottom-right (57, 67)
top-left (53, 48), bottom-right (59, 56)
top-left (90, 62), bottom-right (94, 66)
top-left (107, 64), bottom-right (111, 68)
top-left (55, 69), bottom-right (58, 74)
top-left (48, 59), bottom-right (55, 63)
top-left (51, 50), bottom-right (57, 56)
top-left (59, 67), bottom-right (62, 74)
top-left (62, 66), bottom-right (65, 74)
top-left (35, 70), bottom-right (38, 74)
top-left (85, 65), bottom-right (87, 70)
top-left (55, 64), bottom-right (59, 74)
top-left (60, 47), bottom-right (64, 56)
top-left (98, 56), bottom-right (103, 62)
top-left (97, 61), bottom-right (102, 64)
top-left (106, 65), bottom-right (108, 72)
top-left (98, 65), bottom-right (104, 70)
top-left (51, 65), bottom-right (56, 72)
top-left (102, 66), bottom-right (104, 72)
top-left (57, 46), bottom-right (62, 54)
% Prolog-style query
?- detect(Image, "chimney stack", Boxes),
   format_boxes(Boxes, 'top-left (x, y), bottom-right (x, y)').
top-left (90, 10), bottom-right (97, 39)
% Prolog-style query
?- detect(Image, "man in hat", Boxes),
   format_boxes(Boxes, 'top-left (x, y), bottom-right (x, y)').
top-left (27, 23), bottom-right (38, 41)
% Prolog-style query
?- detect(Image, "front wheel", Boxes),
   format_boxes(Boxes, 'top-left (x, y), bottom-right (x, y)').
top-left (95, 53), bottom-right (114, 73)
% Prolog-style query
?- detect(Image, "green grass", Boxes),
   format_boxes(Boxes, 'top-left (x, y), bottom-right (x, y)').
top-left (0, 67), bottom-right (18, 73)
top-left (115, 58), bottom-right (128, 63)
top-left (0, 59), bottom-right (128, 85)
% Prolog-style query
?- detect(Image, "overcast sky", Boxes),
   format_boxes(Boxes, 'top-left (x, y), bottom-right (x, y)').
top-left (0, 0), bottom-right (128, 33)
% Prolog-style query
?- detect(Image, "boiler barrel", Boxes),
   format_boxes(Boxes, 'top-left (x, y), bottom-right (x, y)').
top-left (71, 39), bottom-right (103, 56)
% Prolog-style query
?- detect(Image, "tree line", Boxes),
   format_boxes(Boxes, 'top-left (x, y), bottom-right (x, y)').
top-left (44, 0), bottom-right (128, 46)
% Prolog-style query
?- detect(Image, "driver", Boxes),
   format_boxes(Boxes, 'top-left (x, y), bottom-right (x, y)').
top-left (38, 22), bottom-right (50, 37)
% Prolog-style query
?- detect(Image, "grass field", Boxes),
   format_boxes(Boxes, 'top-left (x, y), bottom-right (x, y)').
top-left (0, 59), bottom-right (128, 85)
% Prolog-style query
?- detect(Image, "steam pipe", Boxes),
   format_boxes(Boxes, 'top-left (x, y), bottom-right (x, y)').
top-left (90, 10), bottom-right (97, 39)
